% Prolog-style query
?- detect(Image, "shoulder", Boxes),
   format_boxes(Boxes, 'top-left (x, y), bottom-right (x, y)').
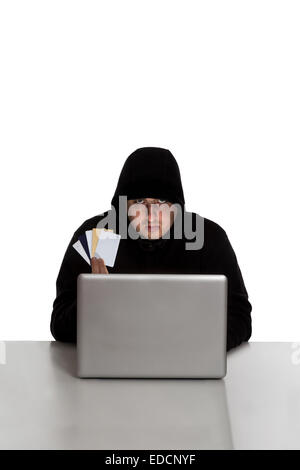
top-left (203, 215), bottom-right (227, 239)
top-left (183, 211), bottom-right (229, 252)
top-left (180, 210), bottom-right (228, 254)
top-left (73, 210), bottom-right (112, 236)
top-left (201, 215), bottom-right (237, 260)
top-left (184, 211), bottom-right (227, 237)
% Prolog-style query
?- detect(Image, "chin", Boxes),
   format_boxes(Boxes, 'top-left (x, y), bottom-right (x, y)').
top-left (141, 229), bottom-right (161, 240)
top-left (149, 234), bottom-right (160, 239)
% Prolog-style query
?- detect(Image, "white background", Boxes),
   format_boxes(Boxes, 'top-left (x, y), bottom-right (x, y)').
top-left (1, 1), bottom-right (299, 340)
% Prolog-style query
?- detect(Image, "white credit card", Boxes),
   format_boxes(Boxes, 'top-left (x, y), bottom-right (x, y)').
top-left (72, 240), bottom-right (91, 266)
top-left (94, 230), bottom-right (121, 267)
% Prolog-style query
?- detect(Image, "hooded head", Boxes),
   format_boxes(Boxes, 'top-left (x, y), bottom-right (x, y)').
top-left (111, 147), bottom-right (185, 248)
top-left (111, 146), bottom-right (185, 208)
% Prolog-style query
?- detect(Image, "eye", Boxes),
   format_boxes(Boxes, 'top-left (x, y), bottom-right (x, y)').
top-left (158, 199), bottom-right (166, 204)
top-left (135, 199), bottom-right (145, 204)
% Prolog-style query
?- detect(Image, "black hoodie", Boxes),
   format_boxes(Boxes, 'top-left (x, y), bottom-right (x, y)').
top-left (50, 147), bottom-right (252, 351)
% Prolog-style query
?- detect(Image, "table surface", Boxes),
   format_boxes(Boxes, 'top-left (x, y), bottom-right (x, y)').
top-left (0, 341), bottom-right (299, 450)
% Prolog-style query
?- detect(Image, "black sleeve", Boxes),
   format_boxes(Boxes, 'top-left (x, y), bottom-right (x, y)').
top-left (213, 230), bottom-right (252, 352)
top-left (50, 230), bottom-right (91, 343)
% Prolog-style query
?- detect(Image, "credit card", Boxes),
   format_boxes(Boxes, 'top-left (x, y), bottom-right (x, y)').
top-left (91, 228), bottom-right (113, 257)
top-left (72, 240), bottom-right (91, 265)
top-left (94, 230), bottom-right (121, 267)
top-left (78, 233), bottom-right (90, 259)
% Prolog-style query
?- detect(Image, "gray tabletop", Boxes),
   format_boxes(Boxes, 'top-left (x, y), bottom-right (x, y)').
top-left (0, 341), bottom-right (299, 450)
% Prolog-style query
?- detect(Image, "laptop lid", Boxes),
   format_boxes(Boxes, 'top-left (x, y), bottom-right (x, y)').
top-left (77, 274), bottom-right (227, 378)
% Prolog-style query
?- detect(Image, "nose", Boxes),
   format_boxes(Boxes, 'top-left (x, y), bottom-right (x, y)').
top-left (147, 204), bottom-right (159, 223)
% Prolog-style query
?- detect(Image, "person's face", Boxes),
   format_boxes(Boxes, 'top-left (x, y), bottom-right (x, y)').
top-left (127, 197), bottom-right (177, 239)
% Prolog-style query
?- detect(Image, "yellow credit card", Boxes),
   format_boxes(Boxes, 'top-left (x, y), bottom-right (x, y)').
top-left (91, 228), bottom-right (113, 257)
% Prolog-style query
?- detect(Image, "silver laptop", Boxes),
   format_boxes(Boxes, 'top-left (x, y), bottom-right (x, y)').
top-left (77, 274), bottom-right (228, 379)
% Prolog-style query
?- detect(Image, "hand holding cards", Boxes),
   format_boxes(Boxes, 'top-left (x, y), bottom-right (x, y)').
top-left (91, 256), bottom-right (109, 274)
top-left (72, 228), bottom-right (121, 268)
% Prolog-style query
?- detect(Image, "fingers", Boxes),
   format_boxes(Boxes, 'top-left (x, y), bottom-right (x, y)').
top-left (103, 262), bottom-right (109, 274)
top-left (91, 257), bottom-right (109, 274)
top-left (91, 256), bottom-right (99, 273)
top-left (99, 257), bottom-right (108, 274)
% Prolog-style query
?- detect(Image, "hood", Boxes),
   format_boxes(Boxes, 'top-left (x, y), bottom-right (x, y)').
top-left (110, 147), bottom-right (186, 251)
top-left (111, 147), bottom-right (185, 211)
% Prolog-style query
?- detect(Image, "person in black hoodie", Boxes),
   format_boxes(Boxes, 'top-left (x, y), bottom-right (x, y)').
top-left (50, 147), bottom-right (252, 351)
